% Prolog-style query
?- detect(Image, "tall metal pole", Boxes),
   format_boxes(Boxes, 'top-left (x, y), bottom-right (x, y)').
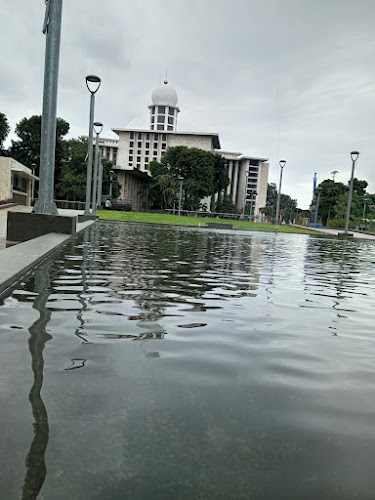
top-left (84, 75), bottom-right (101, 215)
top-left (275, 160), bottom-right (286, 225)
top-left (315, 187), bottom-right (322, 226)
top-left (362, 198), bottom-right (367, 220)
top-left (84, 93), bottom-right (95, 215)
top-left (33, 0), bottom-right (63, 215)
top-left (91, 133), bottom-right (100, 215)
top-left (31, 164), bottom-right (36, 204)
top-left (344, 151), bottom-right (359, 235)
top-left (109, 171), bottom-right (113, 199)
top-left (178, 177), bottom-right (183, 216)
top-left (242, 171), bottom-right (249, 219)
top-left (91, 123), bottom-right (102, 216)
top-left (97, 150), bottom-right (103, 209)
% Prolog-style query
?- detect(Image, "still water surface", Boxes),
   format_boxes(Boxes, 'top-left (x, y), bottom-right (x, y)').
top-left (1, 222), bottom-right (375, 499)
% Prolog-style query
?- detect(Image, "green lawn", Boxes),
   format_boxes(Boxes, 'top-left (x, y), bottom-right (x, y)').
top-left (97, 210), bottom-right (315, 234)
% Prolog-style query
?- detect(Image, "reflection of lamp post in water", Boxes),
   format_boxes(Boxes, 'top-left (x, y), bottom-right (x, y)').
top-left (178, 176), bottom-right (183, 216)
top-left (22, 262), bottom-right (52, 499)
top-left (344, 151), bottom-right (359, 236)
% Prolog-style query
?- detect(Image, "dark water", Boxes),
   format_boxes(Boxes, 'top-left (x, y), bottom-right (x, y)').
top-left (1, 222), bottom-right (375, 499)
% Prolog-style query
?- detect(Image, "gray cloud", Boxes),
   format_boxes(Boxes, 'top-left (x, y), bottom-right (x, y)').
top-left (2, 0), bottom-right (375, 207)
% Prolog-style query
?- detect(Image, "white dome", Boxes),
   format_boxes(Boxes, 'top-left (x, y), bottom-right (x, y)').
top-left (151, 82), bottom-right (178, 107)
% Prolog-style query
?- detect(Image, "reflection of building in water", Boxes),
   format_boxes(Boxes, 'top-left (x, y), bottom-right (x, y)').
top-left (95, 227), bottom-right (262, 324)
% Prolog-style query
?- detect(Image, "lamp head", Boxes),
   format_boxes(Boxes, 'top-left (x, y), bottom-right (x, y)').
top-left (279, 160), bottom-right (286, 169)
top-left (86, 75), bottom-right (101, 94)
top-left (93, 122), bottom-right (103, 135)
top-left (351, 151), bottom-right (359, 162)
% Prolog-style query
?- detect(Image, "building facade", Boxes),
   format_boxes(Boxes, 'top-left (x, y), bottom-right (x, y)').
top-left (101, 80), bottom-right (269, 214)
top-left (0, 157), bottom-right (38, 206)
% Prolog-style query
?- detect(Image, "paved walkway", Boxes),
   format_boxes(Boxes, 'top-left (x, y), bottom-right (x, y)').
top-left (294, 225), bottom-right (375, 240)
top-left (0, 205), bottom-right (96, 296)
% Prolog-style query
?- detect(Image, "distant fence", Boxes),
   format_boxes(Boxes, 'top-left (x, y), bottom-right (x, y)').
top-left (164, 209), bottom-right (269, 222)
top-left (32, 199), bottom-right (86, 210)
top-left (164, 209), bottom-right (243, 220)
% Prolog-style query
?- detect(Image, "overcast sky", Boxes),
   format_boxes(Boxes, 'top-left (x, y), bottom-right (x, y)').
top-left (2, 0), bottom-right (375, 208)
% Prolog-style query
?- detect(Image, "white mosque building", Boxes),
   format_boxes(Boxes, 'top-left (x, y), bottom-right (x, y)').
top-left (100, 80), bottom-right (269, 213)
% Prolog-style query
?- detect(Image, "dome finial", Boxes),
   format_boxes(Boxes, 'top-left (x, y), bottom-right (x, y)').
top-left (164, 67), bottom-right (168, 85)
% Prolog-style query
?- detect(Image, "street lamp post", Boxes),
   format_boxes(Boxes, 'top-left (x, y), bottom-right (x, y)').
top-left (275, 160), bottom-right (286, 225)
top-left (178, 176), bottom-right (183, 216)
top-left (362, 196), bottom-right (368, 220)
top-left (109, 170), bottom-right (116, 200)
top-left (84, 75), bottom-right (101, 215)
top-left (91, 122), bottom-right (103, 216)
top-left (344, 151), bottom-right (360, 235)
top-left (97, 147), bottom-right (104, 209)
top-left (315, 186), bottom-right (322, 226)
top-left (242, 171), bottom-right (249, 219)
top-left (33, 0), bottom-right (63, 215)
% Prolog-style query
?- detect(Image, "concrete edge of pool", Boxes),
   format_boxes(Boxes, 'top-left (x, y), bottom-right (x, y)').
top-left (0, 219), bottom-right (95, 299)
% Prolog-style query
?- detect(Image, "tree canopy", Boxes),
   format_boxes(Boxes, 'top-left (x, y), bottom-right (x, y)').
top-left (58, 137), bottom-right (120, 201)
top-left (260, 183), bottom-right (297, 220)
top-left (148, 146), bottom-right (229, 210)
top-left (312, 178), bottom-right (374, 225)
top-left (0, 111), bottom-right (10, 153)
top-left (10, 115), bottom-right (69, 180)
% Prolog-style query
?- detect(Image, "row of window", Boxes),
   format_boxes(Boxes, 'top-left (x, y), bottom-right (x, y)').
top-left (130, 141), bottom-right (167, 149)
top-left (99, 147), bottom-right (117, 164)
top-left (151, 115), bottom-right (175, 125)
top-left (129, 151), bottom-right (166, 168)
top-left (129, 143), bottom-right (166, 156)
top-left (129, 132), bottom-right (167, 141)
top-left (151, 124), bottom-right (174, 131)
top-left (150, 106), bottom-right (175, 115)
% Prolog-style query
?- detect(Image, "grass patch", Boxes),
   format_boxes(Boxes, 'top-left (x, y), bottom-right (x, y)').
top-left (97, 210), bottom-right (315, 234)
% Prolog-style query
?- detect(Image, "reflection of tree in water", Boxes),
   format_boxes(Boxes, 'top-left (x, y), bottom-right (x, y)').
top-left (22, 262), bottom-right (52, 500)
top-left (97, 226), bottom-right (261, 320)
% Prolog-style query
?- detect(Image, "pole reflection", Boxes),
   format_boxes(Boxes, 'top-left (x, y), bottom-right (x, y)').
top-left (22, 262), bottom-right (52, 500)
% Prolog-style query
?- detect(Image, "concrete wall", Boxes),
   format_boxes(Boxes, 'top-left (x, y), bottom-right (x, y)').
top-left (116, 170), bottom-right (147, 211)
top-left (257, 162), bottom-right (269, 211)
top-left (167, 134), bottom-right (213, 152)
top-left (0, 157), bottom-right (12, 201)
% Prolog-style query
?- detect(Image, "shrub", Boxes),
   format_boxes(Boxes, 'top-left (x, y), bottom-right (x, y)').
top-left (327, 218), bottom-right (355, 229)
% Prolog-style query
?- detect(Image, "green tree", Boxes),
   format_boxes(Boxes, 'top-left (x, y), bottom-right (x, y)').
top-left (260, 183), bottom-right (297, 221)
top-left (148, 146), bottom-right (227, 210)
top-left (212, 194), bottom-right (238, 214)
top-left (313, 180), bottom-right (348, 224)
top-left (10, 115), bottom-right (69, 192)
top-left (352, 178), bottom-right (368, 196)
top-left (58, 137), bottom-right (120, 201)
top-left (0, 111), bottom-right (10, 153)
